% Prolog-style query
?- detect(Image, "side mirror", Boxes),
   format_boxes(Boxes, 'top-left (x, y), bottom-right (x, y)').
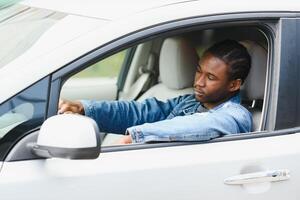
top-left (31, 114), bottom-right (101, 159)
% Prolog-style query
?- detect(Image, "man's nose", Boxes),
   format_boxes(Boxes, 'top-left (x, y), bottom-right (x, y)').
top-left (195, 74), bottom-right (205, 87)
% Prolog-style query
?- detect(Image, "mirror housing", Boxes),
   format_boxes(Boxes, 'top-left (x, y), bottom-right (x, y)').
top-left (32, 114), bottom-right (101, 159)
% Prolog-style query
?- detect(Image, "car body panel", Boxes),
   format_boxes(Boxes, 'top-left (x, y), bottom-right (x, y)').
top-left (21, 0), bottom-right (194, 20)
top-left (21, 0), bottom-right (300, 20)
top-left (0, 133), bottom-right (299, 199)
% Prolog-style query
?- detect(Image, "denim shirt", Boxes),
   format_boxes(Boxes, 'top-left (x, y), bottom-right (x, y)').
top-left (81, 93), bottom-right (252, 143)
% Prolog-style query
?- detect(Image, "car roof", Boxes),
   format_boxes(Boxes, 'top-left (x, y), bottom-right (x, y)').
top-left (21, 0), bottom-right (300, 21)
top-left (1, 0), bottom-right (300, 103)
top-left (22, 0), bottom-right (198, 21)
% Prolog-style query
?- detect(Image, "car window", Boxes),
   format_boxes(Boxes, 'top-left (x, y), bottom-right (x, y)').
top-left (0, 0), bottom-right (22, 9)
top-left (0, 103), bottom-right (34, 137)
top-left (0, 4), bottom-right (66, 69)
top-left (60, 26), bottom-right (269, 146)
top-left (73, 49), bottom-right (127, 79)
top-left (60, 49), bottom-right (129, 101)
top-left (0, 77), bottom-right (49, 160)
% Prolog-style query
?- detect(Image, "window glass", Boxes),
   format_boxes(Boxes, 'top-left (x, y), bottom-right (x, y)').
top-left (73, 50), bottom-right (127, 79)
top-left (0, 77), bottom-right (48, 160)
top-left (0, 4), bottom-right (66, 69)
top-left (60, 50), bottom-right (129, 101)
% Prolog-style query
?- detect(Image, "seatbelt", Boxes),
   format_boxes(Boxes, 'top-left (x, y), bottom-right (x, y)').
top-left (120, 53), bottom-right (156, 100)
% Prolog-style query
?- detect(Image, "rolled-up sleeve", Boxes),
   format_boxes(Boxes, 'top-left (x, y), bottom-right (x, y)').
top-left (127, 103), bottom-right (252, 143)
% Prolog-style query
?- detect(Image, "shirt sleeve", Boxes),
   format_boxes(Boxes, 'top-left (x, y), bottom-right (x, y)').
top-left (127, 103), bottom-right (252, 143)
top-left (80, 96), bottom-right (186, 134)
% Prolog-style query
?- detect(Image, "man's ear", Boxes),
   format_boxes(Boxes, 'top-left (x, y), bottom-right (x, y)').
top-left (229, 79), bottom-right (242, 92)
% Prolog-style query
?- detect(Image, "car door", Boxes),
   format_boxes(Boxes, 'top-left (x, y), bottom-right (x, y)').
top-left (0, 132), bottom-right (299, 200)
top-left (1, 15), bottom-right (300, 200)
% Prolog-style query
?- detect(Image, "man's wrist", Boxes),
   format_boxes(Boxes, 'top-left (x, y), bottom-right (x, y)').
top-left (78, 102), bottom-right (85, 115)
top-left (79, 100), bottom-right (91, 116)
top-left (126, 128), bottom-right (145, 143)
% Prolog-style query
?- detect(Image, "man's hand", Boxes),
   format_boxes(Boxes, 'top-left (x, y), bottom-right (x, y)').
top-left (58, 99), bottom-right (85, 115)
top-left (115, 135), bottom-right (133, 145)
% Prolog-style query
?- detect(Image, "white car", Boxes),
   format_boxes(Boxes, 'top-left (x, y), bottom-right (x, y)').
top-left (0, 0), bottom-right (300, 199)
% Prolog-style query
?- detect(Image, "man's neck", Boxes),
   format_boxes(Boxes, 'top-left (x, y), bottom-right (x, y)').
top-left (203, 92), bottom-right (239, 109)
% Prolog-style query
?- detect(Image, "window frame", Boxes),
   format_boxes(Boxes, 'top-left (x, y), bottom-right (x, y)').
top-left (273, 18), bottom-right (300, 129)
top-left (47, 13), bottom-right (278, 149)
top-left (117, 46), bottom-right (138, 94)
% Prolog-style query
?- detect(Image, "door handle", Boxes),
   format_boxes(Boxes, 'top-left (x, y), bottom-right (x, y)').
top-left (224, 169), bottom-right (290, 185)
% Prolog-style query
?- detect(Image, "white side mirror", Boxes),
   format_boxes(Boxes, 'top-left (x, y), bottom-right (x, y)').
top-left (32, 114), bottom-right (101, 159)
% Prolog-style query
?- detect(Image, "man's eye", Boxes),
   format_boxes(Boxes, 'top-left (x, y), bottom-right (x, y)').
top-left (207, 74), bottom-right (215, 80)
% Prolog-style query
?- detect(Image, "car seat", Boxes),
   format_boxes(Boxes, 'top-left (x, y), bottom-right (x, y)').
top-left (138, 36), bottom-right (199, 101)
top-left (240, 40), bottom-right (267, 131)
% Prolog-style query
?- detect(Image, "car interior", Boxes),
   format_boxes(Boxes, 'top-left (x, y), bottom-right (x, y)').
top-left (60, 25), bottom-right (269, 146)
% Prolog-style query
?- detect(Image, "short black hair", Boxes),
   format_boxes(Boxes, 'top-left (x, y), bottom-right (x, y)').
top-left (204, 40), bottom-right (251, 84)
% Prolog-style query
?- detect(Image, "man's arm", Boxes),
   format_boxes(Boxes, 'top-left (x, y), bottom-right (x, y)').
top-left (126, 103), bottom-right (252, 143)
top-left (79, 97), bottom-right (181, 134)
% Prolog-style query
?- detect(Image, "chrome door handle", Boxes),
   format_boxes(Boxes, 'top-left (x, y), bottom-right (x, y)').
top-left (224, 169), bottom-right (290, 185)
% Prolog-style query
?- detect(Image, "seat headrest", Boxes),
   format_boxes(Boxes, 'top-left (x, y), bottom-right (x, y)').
top-left (159, 37), bottom-right (198, 89)
top-left (240, 41), bottom-right (267, 100)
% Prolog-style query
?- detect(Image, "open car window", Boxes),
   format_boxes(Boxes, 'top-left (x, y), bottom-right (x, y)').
top-left (58, 25), bottom-right (269, 147)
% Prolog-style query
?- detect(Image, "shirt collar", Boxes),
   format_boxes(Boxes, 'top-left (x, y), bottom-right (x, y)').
top-left (230, 92), bottom-right (241, 104)
top-left (209, 92), bottom-right (241, 111)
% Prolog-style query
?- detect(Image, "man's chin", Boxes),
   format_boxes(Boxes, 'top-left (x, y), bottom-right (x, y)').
top-left (195, 95), bottom-right (206, 103)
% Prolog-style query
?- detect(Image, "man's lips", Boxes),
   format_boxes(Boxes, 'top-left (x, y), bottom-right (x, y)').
top-left (194, 89), bottom-right (205, 96)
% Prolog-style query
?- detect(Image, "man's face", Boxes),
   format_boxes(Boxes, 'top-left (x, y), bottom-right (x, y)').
top-left (194, 53), bottom-right (238, 109)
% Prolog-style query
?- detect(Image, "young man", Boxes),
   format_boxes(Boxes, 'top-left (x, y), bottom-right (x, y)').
top-left (59, 40), bottom-right (252, 144)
